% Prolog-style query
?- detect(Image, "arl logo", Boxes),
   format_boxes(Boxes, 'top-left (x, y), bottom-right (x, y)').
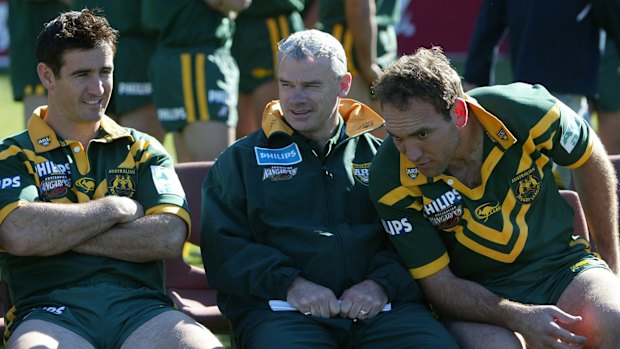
top-left (381, 218), bottom-right (413, 236)
top-left (352, 163), bottom-right (371, 185)
top-left (107, 168), bottom-right (137, 197)
top-left (407, 167), bottom-right (419, 180)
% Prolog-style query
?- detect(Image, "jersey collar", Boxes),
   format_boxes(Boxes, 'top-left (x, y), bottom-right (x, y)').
top-left (28, 106), bottom-right (133, 153)
top-left (465, 94), bottom-right (517, 150)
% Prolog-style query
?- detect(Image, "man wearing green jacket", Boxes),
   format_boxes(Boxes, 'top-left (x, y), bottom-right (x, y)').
top-left (201, 29), bottom-right (458, 349)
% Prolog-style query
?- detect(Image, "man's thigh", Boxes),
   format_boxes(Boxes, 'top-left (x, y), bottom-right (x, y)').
top-left (120, 310), bottom-right (223, 349)
top-left (556, 267), bottom-right (620, 349)
top-left (7, 319), bottom-right (95, 349)
top-left (356, 302), bottom-right (460, 349)
top-left (236, 311), bottom-right (339, 349)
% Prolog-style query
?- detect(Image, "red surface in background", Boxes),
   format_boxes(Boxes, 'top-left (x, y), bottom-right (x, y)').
top-left (396, 0), bottom-right (483, 56)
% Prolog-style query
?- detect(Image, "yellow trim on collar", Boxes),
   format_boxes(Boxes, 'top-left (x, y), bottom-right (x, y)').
top-left (465, 95), bottom-right (518, 150)
top-left (261, 98), bottom-right (384, 138)
top-left (28, 106), bottom-right (133, 153)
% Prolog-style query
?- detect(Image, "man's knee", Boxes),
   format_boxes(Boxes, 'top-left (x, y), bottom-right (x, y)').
top-left (445, 321), bottom-right (524, 349)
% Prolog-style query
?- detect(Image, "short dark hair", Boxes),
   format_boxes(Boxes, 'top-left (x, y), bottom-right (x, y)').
top-left (373, 46), bottom-right (463, 119)
top-left (36, 9), bottom-right (118, 77)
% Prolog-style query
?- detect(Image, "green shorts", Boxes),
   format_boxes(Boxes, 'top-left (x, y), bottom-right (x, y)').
top-left (324, 23), bottom-right (398, 77)
top-left (149, 46), bottom-right (239, 132)
top-left (491, 254), bottom-right (609, 305)
top-left (5, 276), bottom-right (174, 348)
top-left (232, 12), bottom-right (304, 93)
top-left (596, 39), bottom-right (620, 112)
top-left (109, 34), bottom-right (157, 116)
top-left (8, 0), bottom-right (69, 101)
top-left (235, 302), bottom-right (459, 349)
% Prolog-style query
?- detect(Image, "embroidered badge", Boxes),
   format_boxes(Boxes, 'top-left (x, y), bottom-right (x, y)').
top-left (38, 136), bottom-right (52, 147)
top-left (262, 166), bottom-right (298, 181)
top-left (352, 163), bottom-right (371, 185)
top-left (407, 167), bottom-right (420, 180)
top-left (510, 167), bottom-right (541, 204)
top-left (107, 168), bottom-right (137, 197)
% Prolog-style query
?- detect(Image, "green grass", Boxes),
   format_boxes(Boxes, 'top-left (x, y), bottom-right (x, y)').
top-left (0, 72), bottom-right (24, 139)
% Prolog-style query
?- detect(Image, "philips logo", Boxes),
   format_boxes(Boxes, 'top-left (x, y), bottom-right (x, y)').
top-left (35, 161), bottom-right (70, 177)
top-left (382, 218), bottom-right (413, 236)
top-left (424, 189), bottom-right (462, 216)
top-left (254, 144), bottom-right (302, 166)
top-left (0, 176), bottom-right (20, 189)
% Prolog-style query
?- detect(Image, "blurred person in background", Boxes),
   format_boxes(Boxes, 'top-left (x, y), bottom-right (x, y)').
top-left (232, 0), bottom-right (306, 139)
top-left (143, 0), bottom-right (251, 162)
top-left (8, 0), bottom-right (70, 128)
top-left (71, 0), bottom-right (165, 142)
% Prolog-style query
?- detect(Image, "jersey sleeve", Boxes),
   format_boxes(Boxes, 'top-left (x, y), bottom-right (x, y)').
top-left (374, 197), bottom-right (450, 279)
top-left (0, 144), bottom-right (40, 225)
top-left (547, 101), bottom-right (593, 169)
top-left (134, 138), bottom-right (190, 231)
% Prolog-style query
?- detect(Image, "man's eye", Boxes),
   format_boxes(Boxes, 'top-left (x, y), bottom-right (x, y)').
top-left (418, 132), bottom-right (428, 139)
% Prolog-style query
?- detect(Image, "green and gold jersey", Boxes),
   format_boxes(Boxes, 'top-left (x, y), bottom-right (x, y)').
top-left (141, 0), bottom-right (233, 49)
top-left (369, 83), bottom-right (595, 302)
top-left (318, 0), bottom-right (401, 28)
top-left (238, 0), bottom-right (304, 18)
top-left (0, 107), bottom-right (189, 304)
top-left (72, 0), bottom-right (144, 35)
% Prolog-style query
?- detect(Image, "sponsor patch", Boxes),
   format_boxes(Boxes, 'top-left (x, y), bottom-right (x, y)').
top-left (382, 218), bottom-right (413, 236)
top-left (39, 174), bottom-right (71, 200)
top-left (475, 202), bottom-right (501, 222)
top-left (107, 168), bottom-right (137, 198)
top-left (559, 103), bottom-right (580, 154)
top-left (510, 167), bottom-right (541, 204)
top-left (0, 176), bottom-right (20, 190)
top-left (151, 165), bottom-right (185, 197)
top-left (407, 167), bottom-right (419, 180)
top-left (34, 160), bottom-right (71, 178)
top-left (423, 189), bottom-right (463, 229)
top-left (262, 166), bottom-right (298, 181)
top-left (352, 163), bottom-right (371, 185)
top-left (254, 143), bottom-right (302, 166)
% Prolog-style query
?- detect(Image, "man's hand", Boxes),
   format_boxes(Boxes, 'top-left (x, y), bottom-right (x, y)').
top-left (511, 304), bottom-right (586, 348)
top-left (286, 276), bottom-right (340, 318)
top-left (339, 279), bottom-right (387, 320)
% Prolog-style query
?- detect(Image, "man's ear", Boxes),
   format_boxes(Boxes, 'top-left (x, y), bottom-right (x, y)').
top-left (453, 98), bottom-right (468, 128)
top-left (37, 63), bottom-right (55, 90)
top-left (338, 73), bottom-right (352, 98)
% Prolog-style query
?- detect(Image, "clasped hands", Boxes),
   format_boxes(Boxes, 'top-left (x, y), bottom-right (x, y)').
top-left (286, 276), bottom-right (387, 320)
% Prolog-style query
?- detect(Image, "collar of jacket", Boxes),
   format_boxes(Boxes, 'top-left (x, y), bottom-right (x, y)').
top-left (28, 106), bottom-right (134, 153)
top-left (260, 98), bottom-right (385, 139)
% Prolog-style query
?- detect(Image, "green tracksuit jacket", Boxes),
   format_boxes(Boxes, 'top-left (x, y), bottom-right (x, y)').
top-left (201, 99), bottom-right (424, 323)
